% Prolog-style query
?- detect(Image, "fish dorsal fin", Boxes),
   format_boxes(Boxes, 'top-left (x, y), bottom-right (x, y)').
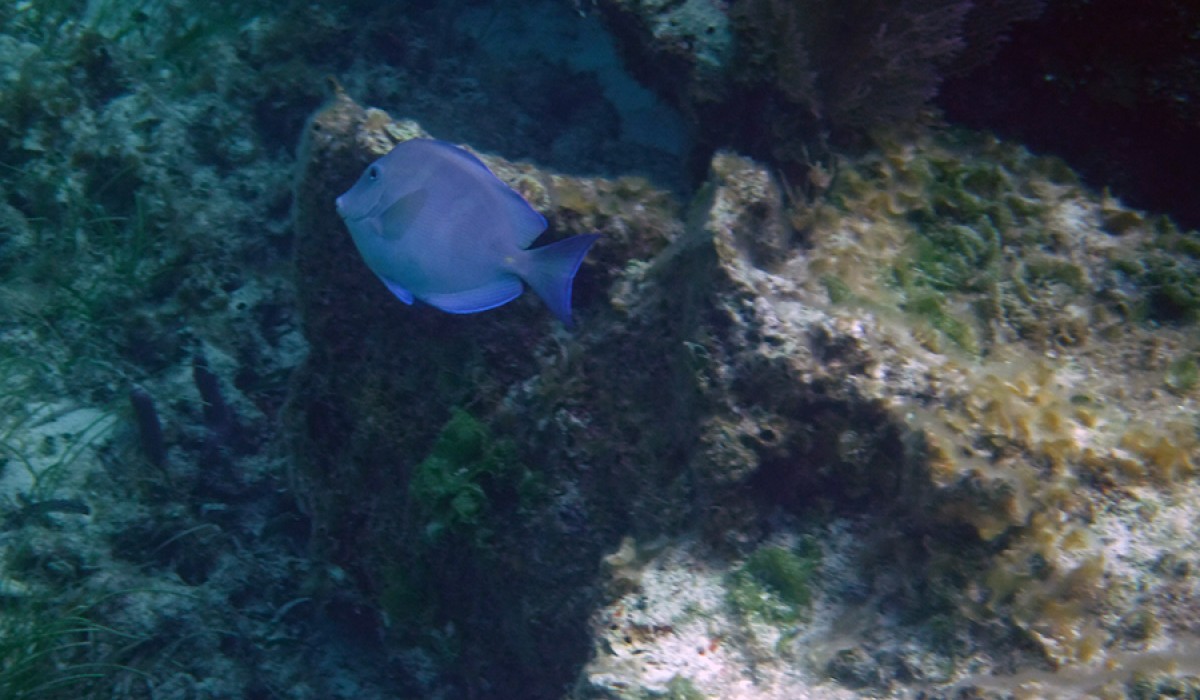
top-left (420, 275), bottom-right (524, 315)
top-left (422, 140), bottom-right (547, 249)
top-left (495, 181), bottom-right (549, 250)
top-left (378, 188), bottom-right (430, 241)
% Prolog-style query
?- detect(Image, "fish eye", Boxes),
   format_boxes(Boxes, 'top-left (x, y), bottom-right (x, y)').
top-left (368, 166), bottom-right (380, 181)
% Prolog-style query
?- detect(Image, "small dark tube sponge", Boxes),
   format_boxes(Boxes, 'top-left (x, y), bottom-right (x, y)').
top-left (129, 384), bottom-right (166, 468)
top-left (192, 352), bottom-right (231, 435)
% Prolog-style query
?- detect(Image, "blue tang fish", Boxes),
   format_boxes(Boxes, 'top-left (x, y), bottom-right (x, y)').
top-left (335, 138), bottom-right (600, 326)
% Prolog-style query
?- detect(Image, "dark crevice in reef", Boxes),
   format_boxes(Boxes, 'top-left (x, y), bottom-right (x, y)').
top-left (938, 0), bottom-right (1200, 229)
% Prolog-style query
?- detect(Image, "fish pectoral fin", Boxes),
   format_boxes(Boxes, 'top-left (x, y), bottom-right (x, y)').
top-left (379, 187), bottom-right (430, 240)
top-left (378, 275), bottom-right (415, 304)
top-left (421, 276), bottom-right (523, 315)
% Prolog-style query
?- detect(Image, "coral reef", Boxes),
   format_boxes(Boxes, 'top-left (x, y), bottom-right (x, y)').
top-left (594, 0), bottom-right (1043, 173)
top-left (939, 0), bottom-right (1200, 229)
top-left (0, 0), bottom-right (691, 695)
top-left (291, 91), bottom-right (1199, 698)
top-left (289, 85), bottom-right (685, 697)
top-left (3, 0), bottom-right (1198, 698)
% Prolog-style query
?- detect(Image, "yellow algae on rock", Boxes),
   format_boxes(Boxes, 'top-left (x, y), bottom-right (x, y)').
top-left (1119, 422), bottom-right (1198, 483)
top-left (291, 93), bottom-right (1200, 694)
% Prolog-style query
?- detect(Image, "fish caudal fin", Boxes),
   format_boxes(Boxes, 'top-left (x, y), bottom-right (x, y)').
top-left (520, 233), bottom-right (600, 327)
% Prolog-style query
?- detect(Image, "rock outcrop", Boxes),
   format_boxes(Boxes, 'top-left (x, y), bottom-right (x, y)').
top-left (289, 87), bottom-right (1200, 699)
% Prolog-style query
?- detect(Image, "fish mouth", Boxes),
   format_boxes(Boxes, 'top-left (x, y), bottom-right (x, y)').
top-left (334, 201), bottom-right (360, 223)
top-left (335, 194), bottom-right (369, 222)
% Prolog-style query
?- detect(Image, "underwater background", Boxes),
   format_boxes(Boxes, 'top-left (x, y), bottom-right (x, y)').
top-left (1, 1), bottom-right (1199, 698)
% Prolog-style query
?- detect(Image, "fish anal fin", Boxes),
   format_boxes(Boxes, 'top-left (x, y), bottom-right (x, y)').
top-left (379, 276), bottom-right (415, 304)
top-left (420, 276), bottom-right (524, 315)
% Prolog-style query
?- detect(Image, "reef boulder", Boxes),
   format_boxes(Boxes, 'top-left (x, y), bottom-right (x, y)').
top-left (288, 87), bottom-right (1200, 698)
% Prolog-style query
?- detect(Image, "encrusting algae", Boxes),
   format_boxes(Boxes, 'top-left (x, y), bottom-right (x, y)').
top-left (779, 128), bottom-right (1200, 672)
top-left (290, 87), bottom-right (1200, 696)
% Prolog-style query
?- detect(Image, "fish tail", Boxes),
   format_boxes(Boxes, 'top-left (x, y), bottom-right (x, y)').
top-left (521, 233), bottom-right (600, 327)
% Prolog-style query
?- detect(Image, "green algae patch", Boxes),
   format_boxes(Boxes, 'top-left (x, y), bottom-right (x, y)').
top-left (378, 559), bottom-right (436, 628)
top-left (815, 129), bottom-right (1157, 355)
top-left (1134, 255), bottom-right (1200, 323)
top-left (665, 675), bottom-right (708, 700)
top-left (408, 407), bottom-right (538, 546)
top-left (903, 220), bottom-right (1001, 294)
top-left (902, 292), bottom-right (979, 353)
top-left (728, 539), bottom-right (822, 624)
top-left (1109, 221), bottom-right (1200, 324)
top-left (1165, 355), bottom-right (1199, 395)
top-left (821, 274), bottom-right (854, 305)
